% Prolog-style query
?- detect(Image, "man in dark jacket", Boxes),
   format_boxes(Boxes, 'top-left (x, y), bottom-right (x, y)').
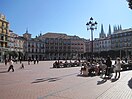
top-left (105, 56), bottom-right (112, 78)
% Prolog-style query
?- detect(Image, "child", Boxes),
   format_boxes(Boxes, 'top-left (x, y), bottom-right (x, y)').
top-left (20, 63), bottom-right (24, 69)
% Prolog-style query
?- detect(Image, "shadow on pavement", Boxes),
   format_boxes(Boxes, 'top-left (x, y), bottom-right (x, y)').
top-left (32, 72), bottom-right (78, 84)
top-left (77, 73), bottom-right (97, 77)
top-left (111, 78), bottom-right (118, 82)
top-left (32, 77), bottom-right (61, 84)
top-left (0, 71), bottom-right (8, 73)
top-left (77, 74), bottom-right (89, 77)
top-left (128, 78), bottom-right (132, 89)
top-left (97, 79), bottom-right (107, 85)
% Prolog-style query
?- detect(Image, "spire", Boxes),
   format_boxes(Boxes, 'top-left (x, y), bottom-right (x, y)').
top-left (120, 25), bottom-right (122, 30)
top-left (100, 24), bottom-right (106, 38)
top-left (113, 26), bottom-right (115, 32)
top-left (118, 25), bottom-right (120, 30)
top-left (101, 24), bottom-right (104, 34)
top-left (108, 24), bottom-right (111, 37)
top-left (113, 25), bottom-right (122, 33)
top-left (40, 31), bottom-right (42, 36)
top-left (113, 25), bottom-right (117, 33)
top-left (115, 26), bottom-right (117, 31)
top-left (26, 28), bottom-right (28, 33)
top-left (108, 24), bottom-right (111, 34)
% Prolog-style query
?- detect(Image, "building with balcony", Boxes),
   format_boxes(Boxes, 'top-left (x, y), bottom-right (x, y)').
top-left (7, 30), bottom-right (25, 59)
top-left (93, 24), bottom-right (111, 54)
top-left (8, 30), bottom-right (19, 51)
top-left (39, 33), bottom-right (71, 60)
top-left (94, 37), bottom-right (111, 53)
top-left (111, 28), bottom-right (132, 58)
top-left (69, 35), bottom-right (85, 59)
top-left (39, 32), bottom-right (86, 60)
top-left (0, 14), bottom-right (9, 62)
top-left (23, 30), bottom-right (45, 60)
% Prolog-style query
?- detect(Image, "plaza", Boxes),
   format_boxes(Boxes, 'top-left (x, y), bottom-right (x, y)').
top-left (0, 61), bottom-right (132, 99)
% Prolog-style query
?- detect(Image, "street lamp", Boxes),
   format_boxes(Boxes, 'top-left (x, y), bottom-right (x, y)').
top-left (86, 17), bottom-right (97, 61)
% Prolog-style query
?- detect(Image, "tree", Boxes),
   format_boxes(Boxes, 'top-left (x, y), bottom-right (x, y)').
top-left (18, 51), bottom-right (24, 59)
top-left (10, 51), bottom-right (18, 58)
top-left (4, 51), bottom-right (18, 60)
top-left (127, 0), bottom-right (132, 10)
top-left (4, 51), bottom-right (10, 59)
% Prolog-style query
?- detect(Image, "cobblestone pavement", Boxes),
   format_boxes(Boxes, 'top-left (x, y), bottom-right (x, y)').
top-left (0, 61), bottom-right (132, 99)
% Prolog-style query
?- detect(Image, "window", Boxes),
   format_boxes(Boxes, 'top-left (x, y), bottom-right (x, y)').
top-left (1, 36), bottom-right (4, 40)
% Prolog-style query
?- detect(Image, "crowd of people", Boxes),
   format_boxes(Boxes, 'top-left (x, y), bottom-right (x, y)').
top-left (53, 60), bottom-right (80, 68)
top-left (27, 57), bottom-right (39, 65)
top-left (80, 57), bottom-right (124, 79)
top-left (53, 56), bottom-right (131, 80)
top-left (4, 56), bottom-right (132, 79)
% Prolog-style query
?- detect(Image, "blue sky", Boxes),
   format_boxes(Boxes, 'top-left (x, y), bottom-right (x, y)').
top-left (0, 0), bottom-right (132, 39)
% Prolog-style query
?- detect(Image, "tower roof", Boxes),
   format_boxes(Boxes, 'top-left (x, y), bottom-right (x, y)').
top-left (101, 24), bottom-right (104, 34)
top-left (99, 24), bottom-right (106, 38)
top-left (108, 24), bottom-right (111, 35)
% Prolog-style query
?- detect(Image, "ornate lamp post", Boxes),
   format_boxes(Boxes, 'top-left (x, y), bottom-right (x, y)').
top-left (86, 17), bottom-right (97, 61)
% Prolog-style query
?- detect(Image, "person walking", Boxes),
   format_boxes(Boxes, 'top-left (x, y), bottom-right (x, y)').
top-left (105, 56), bottom-right (112, 78)
top-left (34, 58), bottom-right (36, 64)
top-left (28, 57), bottom-right (31, 65)
top-left (19, 57), bottom-right (22, 64)
top-left (36, 58), bottom-right (39, 64)
top-left (114, 57), bottom-right (122, 79)
top-left (5, 58), bottom-right (8, 65)
top-left (8, 59), bottom-right (14, 72)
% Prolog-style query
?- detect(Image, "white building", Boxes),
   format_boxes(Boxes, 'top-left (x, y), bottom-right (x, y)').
top-left (111, 28), bottom-right (132, 58)
top-left (93, 24), bottom-right (111, 53)
top-left (23, 30), bottom-right (45, 60)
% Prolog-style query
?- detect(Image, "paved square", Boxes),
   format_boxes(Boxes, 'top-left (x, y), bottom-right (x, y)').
top-left (0, 61), bottom-right (132, 99)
